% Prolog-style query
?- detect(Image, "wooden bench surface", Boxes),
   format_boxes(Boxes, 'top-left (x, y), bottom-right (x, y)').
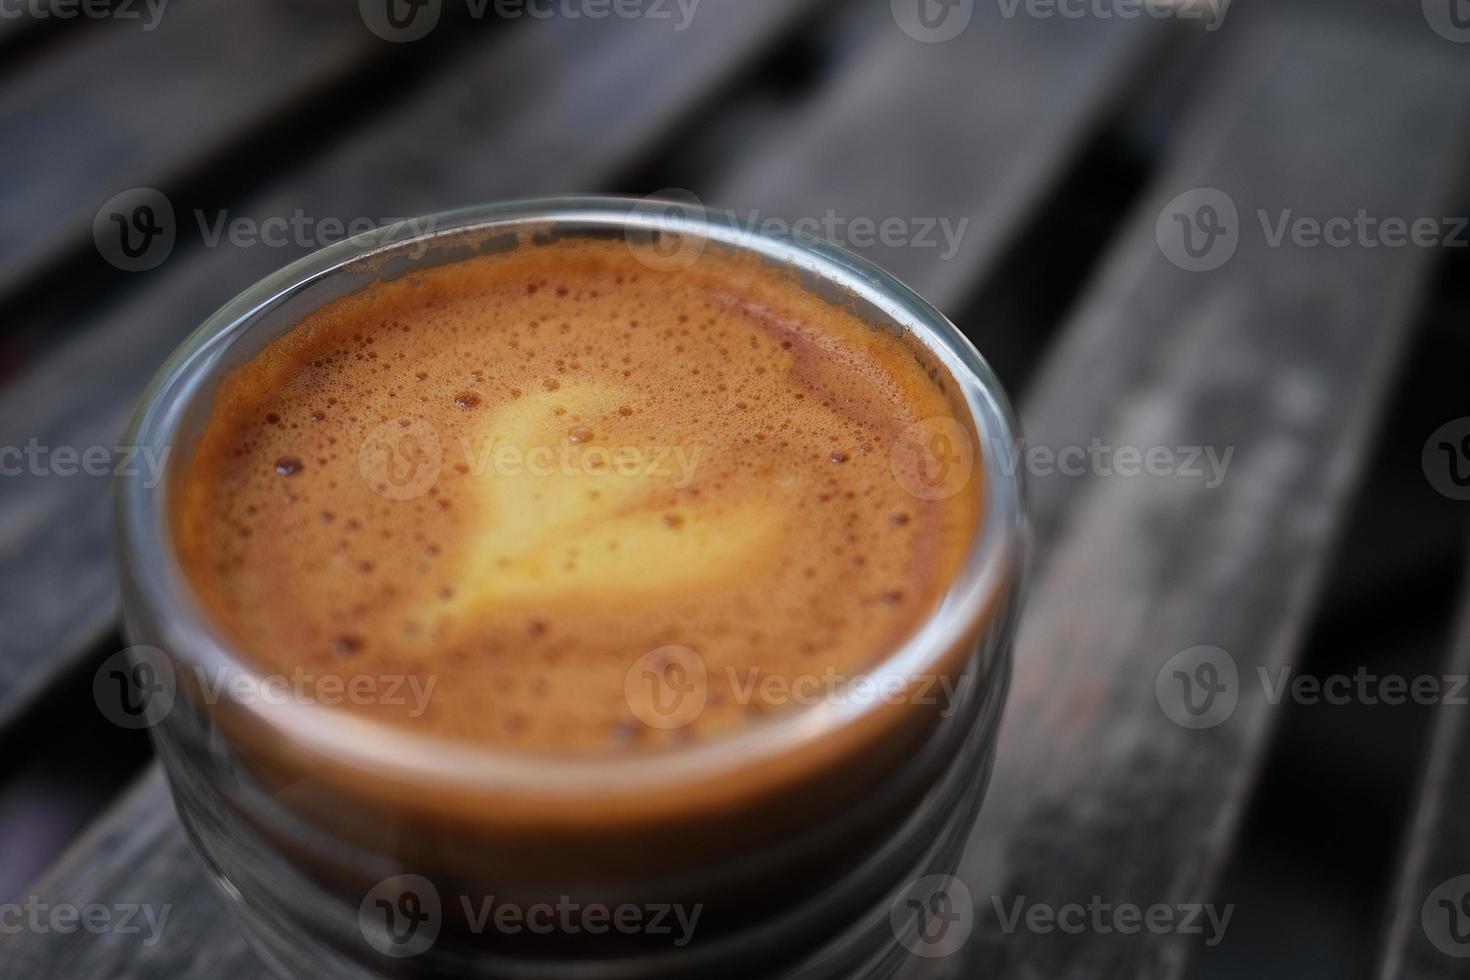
top-left (953, 10), bottom-right (1470, 976)
top-left (2, 1), bottom-right (1469, 977)
top-left (1380, 558), bottom-right (1470, 980)
top-left (0, 0), bottom-right (384, 307)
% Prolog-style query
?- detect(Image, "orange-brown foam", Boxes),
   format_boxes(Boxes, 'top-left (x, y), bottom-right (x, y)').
top-left (173, 239), bottom-right (980, 754)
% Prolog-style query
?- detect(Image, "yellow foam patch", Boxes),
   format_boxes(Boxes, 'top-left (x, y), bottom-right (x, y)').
top-left (444, 382), bottom-right (781, 610)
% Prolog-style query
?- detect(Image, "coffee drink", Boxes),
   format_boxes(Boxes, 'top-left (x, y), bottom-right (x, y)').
top-left (175, 239), bottom-right (979, 753)
top-left (122, 205), bottom-right (1021, 979)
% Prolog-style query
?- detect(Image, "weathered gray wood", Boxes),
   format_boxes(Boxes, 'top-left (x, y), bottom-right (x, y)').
top-left (0, 0), bottom-right (828, 740)
top-left (1378, 558), bottom-right (1470, 980)
top-left (2, 770), bottom-right (251, 980)
top-left (706, 2), bottom-right (1166, 314)
top-left (939, 8), bottom-right (1470, 979)
top-left (0, 0), bottom-right (383, 305)
top-left (0, 0), bottom-right (114, 54)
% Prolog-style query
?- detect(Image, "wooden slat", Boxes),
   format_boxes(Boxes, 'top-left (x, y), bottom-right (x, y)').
top-left (707, 2), bottom-right (1166, 313)
top-left (0, 0), bottom-right (385, 305)
top-left (1, 771), bottom-right (245, 979)
top-left (0, 0), bottom-right (828, 739)
top-left (941, 8), bottom-right (1470, 979)
top-left (1378, 557), bottom-right (1470, 980)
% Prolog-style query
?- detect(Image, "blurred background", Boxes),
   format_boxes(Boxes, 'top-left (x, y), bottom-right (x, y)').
top-left (1, 0), bottom-right (1469, 977)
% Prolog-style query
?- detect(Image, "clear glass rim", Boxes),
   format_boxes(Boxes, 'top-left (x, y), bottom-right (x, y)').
top-left (114, 195), bottom-right (1025, 798)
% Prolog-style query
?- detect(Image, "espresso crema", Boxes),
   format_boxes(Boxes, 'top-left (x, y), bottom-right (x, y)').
top-left (174, 238), bottom-right (981, 755)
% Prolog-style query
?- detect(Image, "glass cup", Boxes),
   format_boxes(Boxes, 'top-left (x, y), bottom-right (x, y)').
top-left (113, 197), bottom-right (1027, 979)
